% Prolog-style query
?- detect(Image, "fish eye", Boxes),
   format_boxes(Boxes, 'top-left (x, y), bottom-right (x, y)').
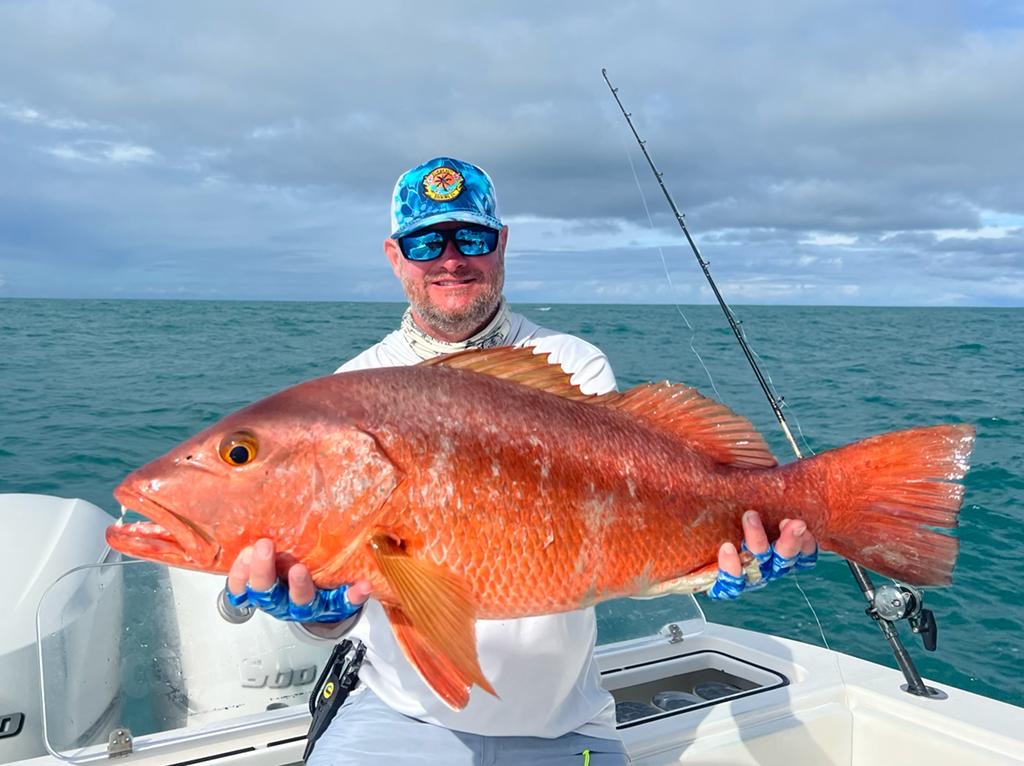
top-left (218, 431), bottom-right (258, 466)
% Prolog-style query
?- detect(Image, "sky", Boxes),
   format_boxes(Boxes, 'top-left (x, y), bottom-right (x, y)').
top-left (1, 1), bottom-right (1022, 306)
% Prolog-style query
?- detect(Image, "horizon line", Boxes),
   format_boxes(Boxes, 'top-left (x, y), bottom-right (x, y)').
top-left (1, 296), bottom-right (1020, 309)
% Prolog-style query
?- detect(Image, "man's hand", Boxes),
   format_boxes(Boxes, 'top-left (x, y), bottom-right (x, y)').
top-left (224, 538), bottom-right (372, 623)
top-left (708, 511), bottom-right (819, 600)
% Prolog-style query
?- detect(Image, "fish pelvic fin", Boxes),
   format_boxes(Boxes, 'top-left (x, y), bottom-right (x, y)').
top-left (418, 346), bottom-right (618, 403)
top-left (607, 382), bottom-right (778, 468)
top-left (369, 533), bottom-right (497, 709)
top-left (795, 424), bottom-right (975, 586)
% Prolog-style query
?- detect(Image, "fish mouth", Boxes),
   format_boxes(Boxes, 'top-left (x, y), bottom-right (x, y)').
top-left (109, 486), bottom-right (221, 570)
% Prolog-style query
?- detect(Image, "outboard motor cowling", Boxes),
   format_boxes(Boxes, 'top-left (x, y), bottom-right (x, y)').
top-left (0, 495), bottom-right (121, 763)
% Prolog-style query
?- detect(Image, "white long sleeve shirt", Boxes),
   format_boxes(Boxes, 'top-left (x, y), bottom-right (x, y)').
top-left (308, 310), bottom-right (620, 739)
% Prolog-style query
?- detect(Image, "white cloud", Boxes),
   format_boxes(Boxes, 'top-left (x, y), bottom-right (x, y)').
top-left (986, 276), bottom-right (1024, 298)
top-left (934, 226), bottom-right (1012, 241)
top-left (506, 215), bottom-right (681, 254)
top-left (508, 279), bottom-right (545, 291)
top-left (248, 119), bottom-right (306, 141)
top-left (800, 233), bottom-right (858, 246)
top-left (706, 280), bottom-right (822, 300)
top-left (0, 100), bottom-right (100, 131)
top-left (0, 2), bottom-right (1021, 304)
top-left (45, 139), bottom-right (156, 165)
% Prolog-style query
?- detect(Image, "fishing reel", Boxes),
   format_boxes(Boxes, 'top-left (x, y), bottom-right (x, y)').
top-left (868, 583), bottom-right (938, 651)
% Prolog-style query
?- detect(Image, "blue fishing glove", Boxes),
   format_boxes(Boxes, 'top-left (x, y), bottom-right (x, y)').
top-left (225, 580), bottom-right (362, 623)
top-left (794, 546), bottom-right (819, 572)
top-left (707, 569), bottom-right (747, 600)
top-left (707, 543), bottom-right (819, 600)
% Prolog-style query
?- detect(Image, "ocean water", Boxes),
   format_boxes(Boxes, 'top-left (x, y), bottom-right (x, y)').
top-left (1, 299), bottom-right (1021, 708)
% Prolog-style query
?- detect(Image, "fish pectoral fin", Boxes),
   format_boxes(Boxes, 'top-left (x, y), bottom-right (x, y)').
top-left (383, 604), bottom-right (487, 710)
top-left (632, 553), bottom-right (761, 599)
top-left (369, 533), bottom-right (497, 709)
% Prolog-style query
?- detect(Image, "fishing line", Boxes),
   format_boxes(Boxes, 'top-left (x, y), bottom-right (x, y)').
top-left (792, 575), bottom-right (832, 650)
top-left (603, 69), bottom-right (946, 722)
top-left (790, 569), bottom-right (854, 766)
top-left (613, 107), bottom-right (724, 402)
top-left (602, 70), bottom-right (858, 729)
top-left (621, 115), bottom-right (818, 460)
top-left (609, 74), bottom-right (835, 649)
top-left (733, 325), bottom-right (819, 458)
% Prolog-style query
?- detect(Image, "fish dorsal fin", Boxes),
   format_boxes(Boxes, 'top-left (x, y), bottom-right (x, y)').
top-left (607, 382), bottom-right (777, 469)
top-left (419, 346), bottom-right (618, 403)
top-left (421, 347), bottom-right (774, 468)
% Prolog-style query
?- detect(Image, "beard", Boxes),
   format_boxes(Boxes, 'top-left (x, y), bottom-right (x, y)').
top-left (401, 264), bottom-right (504, 339)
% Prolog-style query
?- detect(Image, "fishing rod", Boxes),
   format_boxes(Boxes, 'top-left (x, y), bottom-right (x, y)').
top-left (601, 67), bottom-right (943, 698)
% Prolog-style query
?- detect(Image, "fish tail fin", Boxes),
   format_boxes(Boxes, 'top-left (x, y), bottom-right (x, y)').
top-left (792, 424), bottom-right (975, 586)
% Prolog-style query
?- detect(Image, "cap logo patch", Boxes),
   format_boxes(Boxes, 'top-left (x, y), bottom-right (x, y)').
top-left (422, 167), bottom-right (464, 201)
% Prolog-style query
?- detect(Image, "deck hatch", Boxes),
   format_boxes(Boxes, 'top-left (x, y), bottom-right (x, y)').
top-left (602, 649), bottom-right (790, 729)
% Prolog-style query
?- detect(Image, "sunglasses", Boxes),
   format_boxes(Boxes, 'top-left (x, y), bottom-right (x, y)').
top-left (397, 225), bottom-right (500, 261)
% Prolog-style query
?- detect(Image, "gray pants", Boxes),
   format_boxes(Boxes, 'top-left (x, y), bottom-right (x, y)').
top-left (306, 687), bottom-right (629, 765)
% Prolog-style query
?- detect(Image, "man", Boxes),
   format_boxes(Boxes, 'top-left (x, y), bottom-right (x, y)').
top-left (227, 157), bottom-right (818, 764)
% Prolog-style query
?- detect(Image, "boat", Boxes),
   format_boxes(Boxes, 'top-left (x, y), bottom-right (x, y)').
top-left (3, 493), bottom-right (1023, 765)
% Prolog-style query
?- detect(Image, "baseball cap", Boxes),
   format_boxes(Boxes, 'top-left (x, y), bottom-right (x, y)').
top-left (390, 157), bottom-right (503, 238)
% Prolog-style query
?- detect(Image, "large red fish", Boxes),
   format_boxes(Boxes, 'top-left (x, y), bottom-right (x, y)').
top-left (108, 346), bottom-right (975, 709)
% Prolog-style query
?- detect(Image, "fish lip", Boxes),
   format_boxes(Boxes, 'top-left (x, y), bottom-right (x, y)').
top-left (112, 485), bottom-right (221, 568)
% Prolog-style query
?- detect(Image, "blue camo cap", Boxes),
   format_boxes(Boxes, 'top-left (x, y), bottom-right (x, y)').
top-left (390, 157), bottom-right (503, 238)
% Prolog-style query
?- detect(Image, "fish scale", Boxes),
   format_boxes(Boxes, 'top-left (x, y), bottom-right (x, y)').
top-left (107, 345), bottom-right (975, 710)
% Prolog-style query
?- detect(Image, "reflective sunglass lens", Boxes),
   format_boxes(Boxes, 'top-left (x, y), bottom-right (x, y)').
top-left (399, 226), bottom-right (499, 260)
top-left (455, 228), bottom-right (497, 255)
top-left (402, 231), bottom-right (444, 260)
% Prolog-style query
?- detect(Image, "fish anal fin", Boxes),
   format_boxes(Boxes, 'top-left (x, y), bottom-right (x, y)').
top-left (632, 552), bottom-right (760, 599)
top-left (608, 383), bottom-right (777, 469)
top-left (419, 346), bottom-right (620, 404)
top-left (370, 533), bottom-right (497, 709)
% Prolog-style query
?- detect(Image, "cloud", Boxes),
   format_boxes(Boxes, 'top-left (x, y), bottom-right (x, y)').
top-left (800, 233), bottom-right (858, 247)
top-left (0, 100), bottom-right (96, 130)
top-left (0, 1), bottom-right (1021, 304)
top-left (45, 139), bottom-right (157, 164)
top-left (934, 226), bottom-right (1017, 241)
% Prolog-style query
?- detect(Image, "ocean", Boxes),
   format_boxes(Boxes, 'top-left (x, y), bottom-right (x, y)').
top-left (1, 299), bottom-right (1021, 708)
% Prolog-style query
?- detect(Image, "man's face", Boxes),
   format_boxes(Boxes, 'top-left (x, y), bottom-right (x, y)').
top-left (385, 221), bottom-right (507, 342)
